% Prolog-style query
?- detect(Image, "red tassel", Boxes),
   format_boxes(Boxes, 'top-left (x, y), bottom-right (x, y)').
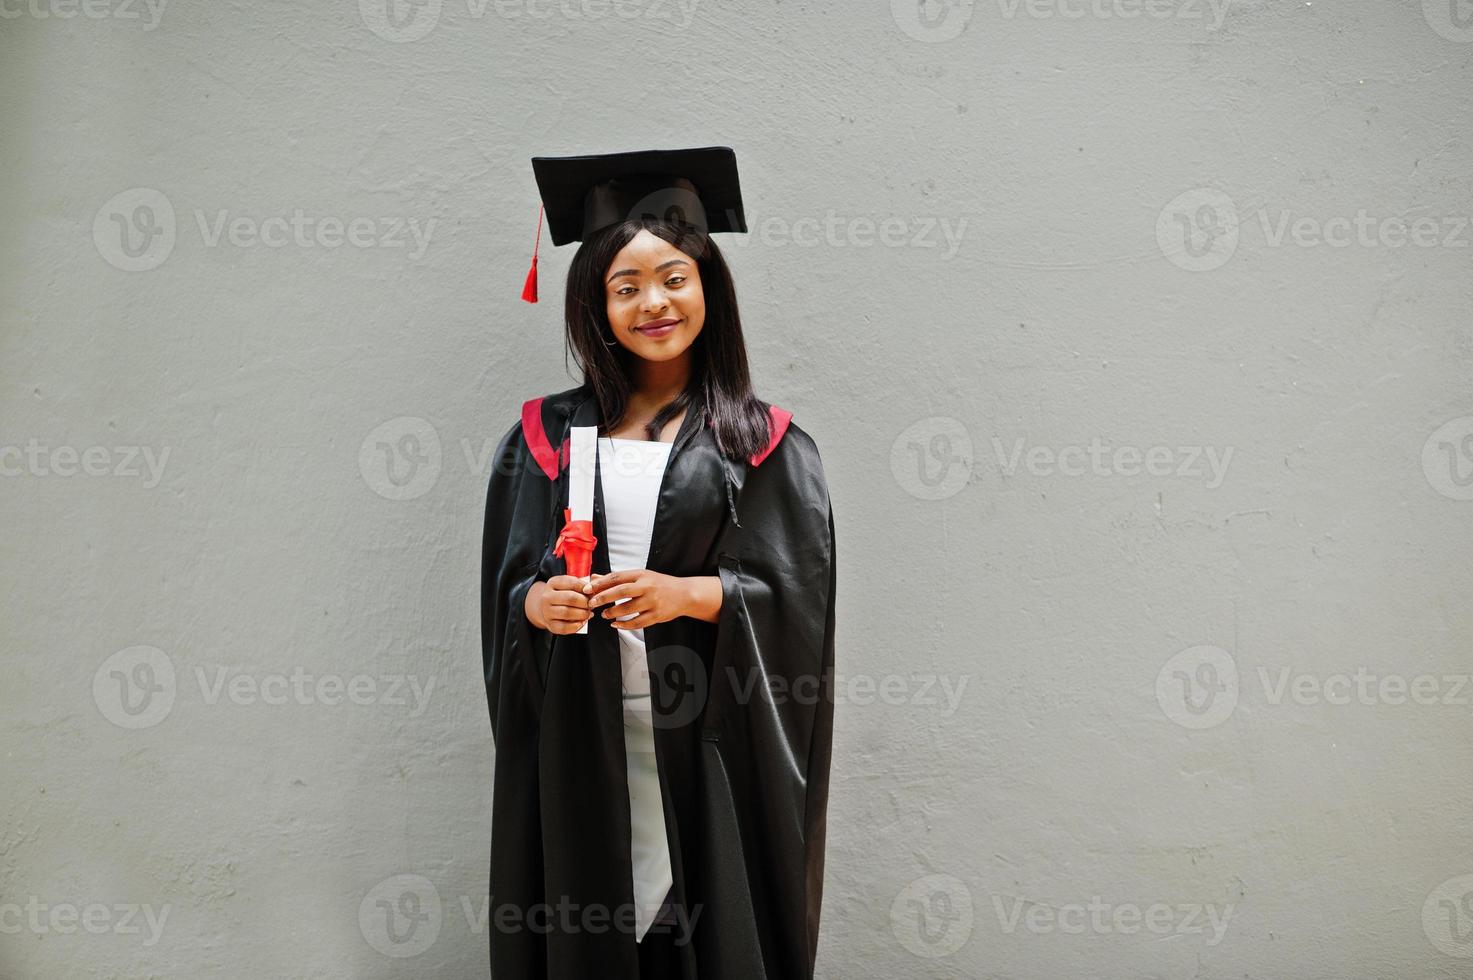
top-left (521, 205), bottom-right (543, 304)
top-left (520, 255), bottom-right (538, 303)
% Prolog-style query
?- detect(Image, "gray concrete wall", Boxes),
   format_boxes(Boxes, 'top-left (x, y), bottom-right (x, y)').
top-left (3, 1), bottom-right (1471, 977)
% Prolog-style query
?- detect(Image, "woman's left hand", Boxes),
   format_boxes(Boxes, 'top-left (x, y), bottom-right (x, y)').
top-left (584, 569), bottom-right (691, 630)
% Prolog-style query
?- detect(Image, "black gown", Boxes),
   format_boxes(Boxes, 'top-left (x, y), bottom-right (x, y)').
top-left (480, 384), bottom-right (838, 979)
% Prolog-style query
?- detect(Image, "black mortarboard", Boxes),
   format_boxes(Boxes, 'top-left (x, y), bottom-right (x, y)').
top-left (520, 145), bottom-right (747, 303)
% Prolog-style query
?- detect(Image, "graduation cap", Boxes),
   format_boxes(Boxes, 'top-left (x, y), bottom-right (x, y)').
top-left (521, 145), bottom-right (748, 303)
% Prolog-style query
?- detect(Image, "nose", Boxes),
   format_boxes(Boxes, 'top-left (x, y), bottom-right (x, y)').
top-left (640, 285), bottom-right (669, 314)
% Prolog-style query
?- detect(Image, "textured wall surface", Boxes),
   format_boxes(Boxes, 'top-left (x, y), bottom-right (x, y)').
top-left (3, 1), bottom-right (1472, 977)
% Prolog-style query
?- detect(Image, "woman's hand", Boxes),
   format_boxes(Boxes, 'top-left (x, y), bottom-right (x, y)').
top-left (586, 570), bottom-right (723, 628)
top-left (525, 575), bottom-right (593, 635)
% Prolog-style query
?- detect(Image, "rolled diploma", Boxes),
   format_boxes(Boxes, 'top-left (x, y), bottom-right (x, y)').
top-left (567, 426), bottom-right (596, 634)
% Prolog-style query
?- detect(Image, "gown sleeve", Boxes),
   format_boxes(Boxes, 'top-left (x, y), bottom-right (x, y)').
top-left (704, 422), bottom-right (837, 979)
top-left (480, 417), bottom-right (555, 741)
top-left (481, 417), bottom-right (563, 978)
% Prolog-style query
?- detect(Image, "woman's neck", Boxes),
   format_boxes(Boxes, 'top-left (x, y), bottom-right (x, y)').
top-left (628, 350), bottom-right (691, 406)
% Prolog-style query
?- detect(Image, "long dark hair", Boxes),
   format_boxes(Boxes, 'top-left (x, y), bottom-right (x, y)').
top-left (563, 218), bottom-right (773, 462)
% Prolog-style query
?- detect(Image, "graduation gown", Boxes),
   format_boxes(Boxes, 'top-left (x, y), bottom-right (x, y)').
top-left (480, 384), bottom-right (837, 979)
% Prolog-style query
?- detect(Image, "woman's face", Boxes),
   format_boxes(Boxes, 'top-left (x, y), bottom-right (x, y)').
top-left (603, 229), bottom-right (705, 363)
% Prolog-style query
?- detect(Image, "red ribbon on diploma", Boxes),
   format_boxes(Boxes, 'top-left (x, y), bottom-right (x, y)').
top-left (552, 506), bottom-right (596, 579)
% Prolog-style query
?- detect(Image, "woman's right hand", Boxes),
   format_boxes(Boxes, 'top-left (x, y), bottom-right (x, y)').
top-left (525, 575), bottom-right (593, 634)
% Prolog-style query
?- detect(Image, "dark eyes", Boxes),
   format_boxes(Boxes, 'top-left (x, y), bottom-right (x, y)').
top-left (614, 275), bottom-right (685, 296)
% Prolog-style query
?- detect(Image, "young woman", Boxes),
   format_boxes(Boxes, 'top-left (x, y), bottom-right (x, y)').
top-left (481, 147), bottom-right (837, 980)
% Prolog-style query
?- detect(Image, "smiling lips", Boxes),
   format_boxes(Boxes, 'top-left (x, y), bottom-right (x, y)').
top-left (634, 317), bottom-right (680, 337)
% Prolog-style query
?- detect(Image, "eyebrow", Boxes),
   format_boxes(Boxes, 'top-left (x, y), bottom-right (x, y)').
top-left (607, 258), bottom-right (689, 283)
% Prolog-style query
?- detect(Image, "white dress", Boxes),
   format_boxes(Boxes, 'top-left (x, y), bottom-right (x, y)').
top-left (597, 435), bottom-right (676, 943)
